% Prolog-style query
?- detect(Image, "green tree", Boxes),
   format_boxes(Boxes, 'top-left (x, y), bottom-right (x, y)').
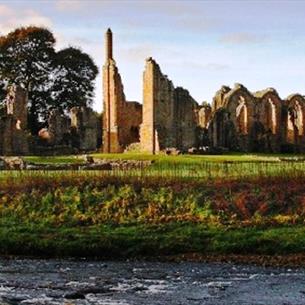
top-left (51, 47), bottom-right (98, 113)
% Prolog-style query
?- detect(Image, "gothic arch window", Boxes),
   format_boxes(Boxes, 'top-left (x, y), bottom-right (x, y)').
top-left (295, 101), bottom-right (304, 136)
top-left (287, 108), bottom-right (296, 143)
top-left (236, 96), bottom-right (248, 135)
top-left (287, 100), bottom-right (304, 143)
top-left (266, 98), bottom-right (277, 134)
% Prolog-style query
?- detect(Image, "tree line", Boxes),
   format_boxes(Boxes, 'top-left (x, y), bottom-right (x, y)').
top-left (0, 26), bottom-right (98, 134)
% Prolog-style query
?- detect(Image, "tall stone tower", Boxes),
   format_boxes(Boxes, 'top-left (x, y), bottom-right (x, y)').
top-left (105, 28), bottom-right (113, 60)
top-left (102, 28), bottom-right (126, 153)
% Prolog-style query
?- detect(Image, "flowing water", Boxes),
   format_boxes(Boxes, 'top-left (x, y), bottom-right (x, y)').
top-left (0, 258), bottom-right (304, 305)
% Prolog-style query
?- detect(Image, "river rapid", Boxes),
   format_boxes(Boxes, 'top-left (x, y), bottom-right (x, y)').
top-left (0, 258), bottom-right (304, 305)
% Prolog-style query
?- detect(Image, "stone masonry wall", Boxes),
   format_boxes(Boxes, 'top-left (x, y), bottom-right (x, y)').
top-left (102, 58), bottom-right (124, 152)
top-left (71, 106), bottom-right (99, 151)
top-left (208, 83), bottom-right (305, 152)
top-left (140, 58), bottom-right (200, 153)
top-left (140, 58), bottom-right (175, 153)
top-left (174, 87), bottom-right (200, 150)
top-left (1, 85), bottom-right (29, 155)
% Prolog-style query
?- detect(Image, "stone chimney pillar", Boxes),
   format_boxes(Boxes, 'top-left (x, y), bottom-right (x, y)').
top-left (105, 28), bottom-right (113, 61)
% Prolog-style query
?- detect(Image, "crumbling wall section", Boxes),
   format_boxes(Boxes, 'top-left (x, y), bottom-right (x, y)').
top-left (47, 109), bottom-right (70, 146)
top-left (174, 87), bottom-right (199, 150)
top-left (140, 58), bottom-right (177, 153)
top-left (140, 58), bottom-right (202, 153)
top-left (198, 104), bottom-right (212, 129)
top-left (71, 106), bottom-right (99, 151)
top-left (102, 29), bottom-right (143, 153)
top-left (285, 94), bottom-right (305, 151)
top-left (120, 101), bottom-right (142, 146)
top-left (208, 83), bottom-right (305, 153)
top-left (212, 86), bottom-right (231, 112)
top-left (254, 88), bottom-right (283, 152)
top-left (1, 85), bottom-right (29, 155)
top-left (139, 58), bottom-right (156, 153)
top-left (102, 59), bottom-right (125, 152)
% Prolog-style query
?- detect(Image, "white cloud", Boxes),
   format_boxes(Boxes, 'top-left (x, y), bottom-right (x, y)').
top-left (202, 63), bottom-right (230, 71)
top-left (120, 45), bottom-right (154, 62)
top-left (0, 4), bottom-right (13, 16)
top-left (0, 4), bottom-right (53, 35)
top-left (55, 0), bottom-right (86, 11)
top-left (220, 32), bottom-right (265, 44)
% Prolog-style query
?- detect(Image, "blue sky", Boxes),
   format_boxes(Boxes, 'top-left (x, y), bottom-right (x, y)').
top-left (1, 0), bottom-right (305, 111)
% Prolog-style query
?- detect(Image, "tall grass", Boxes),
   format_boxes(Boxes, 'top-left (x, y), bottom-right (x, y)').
top-left (0, 174), bottom-right (304, 227)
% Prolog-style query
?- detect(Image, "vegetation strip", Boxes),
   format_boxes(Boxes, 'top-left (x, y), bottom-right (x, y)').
top-left (1, 224), bottom-right (305, 264)
top-left (0, 173), bottom-right (304, 261)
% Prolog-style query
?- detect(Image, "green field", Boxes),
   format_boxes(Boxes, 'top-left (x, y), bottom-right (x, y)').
top-left (24, 152), bottom-right (305, 163)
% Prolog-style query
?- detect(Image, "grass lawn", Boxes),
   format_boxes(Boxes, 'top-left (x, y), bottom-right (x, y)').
top-left (24, 152), bottom-right (305, 165)
top-left (17, 152), bottom-right (305, 181)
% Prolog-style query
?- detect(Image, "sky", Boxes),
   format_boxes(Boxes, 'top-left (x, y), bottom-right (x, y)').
top-left (1, 0), bottom-right (305, 112)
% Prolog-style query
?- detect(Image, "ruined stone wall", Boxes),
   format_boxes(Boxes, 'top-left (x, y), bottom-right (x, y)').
top-left (47, 109), bottom-right (70, 146)
top-left (198, 104), bottom-right (212, 129)
top-left (1, 85), bottom-right (29, 155)
top-left (152, 61), bottom-right (176, 150)
top-left (139, 58), bottom-right (157, 153)
top-left (174, 87), bottom-right (199, 150)
top-left (212, 86), bottom-right (231, 112)
top-left (285, 94), bottom-right (305, 150)
top-left (71, 106), bottom-right (99, 151)
top-left (102, 29), bottom-right (143, 153)
top-left (140, 58), bottom-right (201, 153)
top-left (208, 84), bottom-right (305, 152)
top-left (102, 58), bottom-right (125, 152)
top-left (102, 58), bottom-right (143, 152)
top-left (120, 101), bottom-right (142, 145)
top-left (254, 89), bottom-right (283, 152)
top-left (140, 58), bottom-right (175, 153)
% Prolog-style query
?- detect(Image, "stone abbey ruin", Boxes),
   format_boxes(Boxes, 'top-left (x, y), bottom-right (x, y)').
top-left (1, 28), bottom-right (305, 155)
top-left (103, 29), bottom-right (305, 154)
top-left (0, 84), bottom-right (99, 155)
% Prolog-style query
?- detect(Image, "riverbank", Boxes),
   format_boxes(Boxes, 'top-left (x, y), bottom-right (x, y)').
top-left (1, 223), bottom-right (305, 266)
top-left (0, 170), bottom-right (304, 264)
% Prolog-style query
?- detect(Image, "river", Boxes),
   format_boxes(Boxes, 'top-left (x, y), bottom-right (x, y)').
top-left (0, 258), bottom-right (304, 304)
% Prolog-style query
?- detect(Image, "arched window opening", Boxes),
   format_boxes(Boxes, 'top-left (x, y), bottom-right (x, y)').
top-left (287, 108), bottom-right (295, 143)
top-left (287, 100), bottom-right (304, 143)
top-left (266, 98), bottom-right (276, 134)
top-left (295, 101), bottom-right (303, 136)
top-left (236, 96), bottom-right (248, 135)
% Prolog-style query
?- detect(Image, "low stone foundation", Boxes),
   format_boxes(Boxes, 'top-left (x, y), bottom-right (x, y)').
top-left (0, 156), bottom-right (153, 171)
